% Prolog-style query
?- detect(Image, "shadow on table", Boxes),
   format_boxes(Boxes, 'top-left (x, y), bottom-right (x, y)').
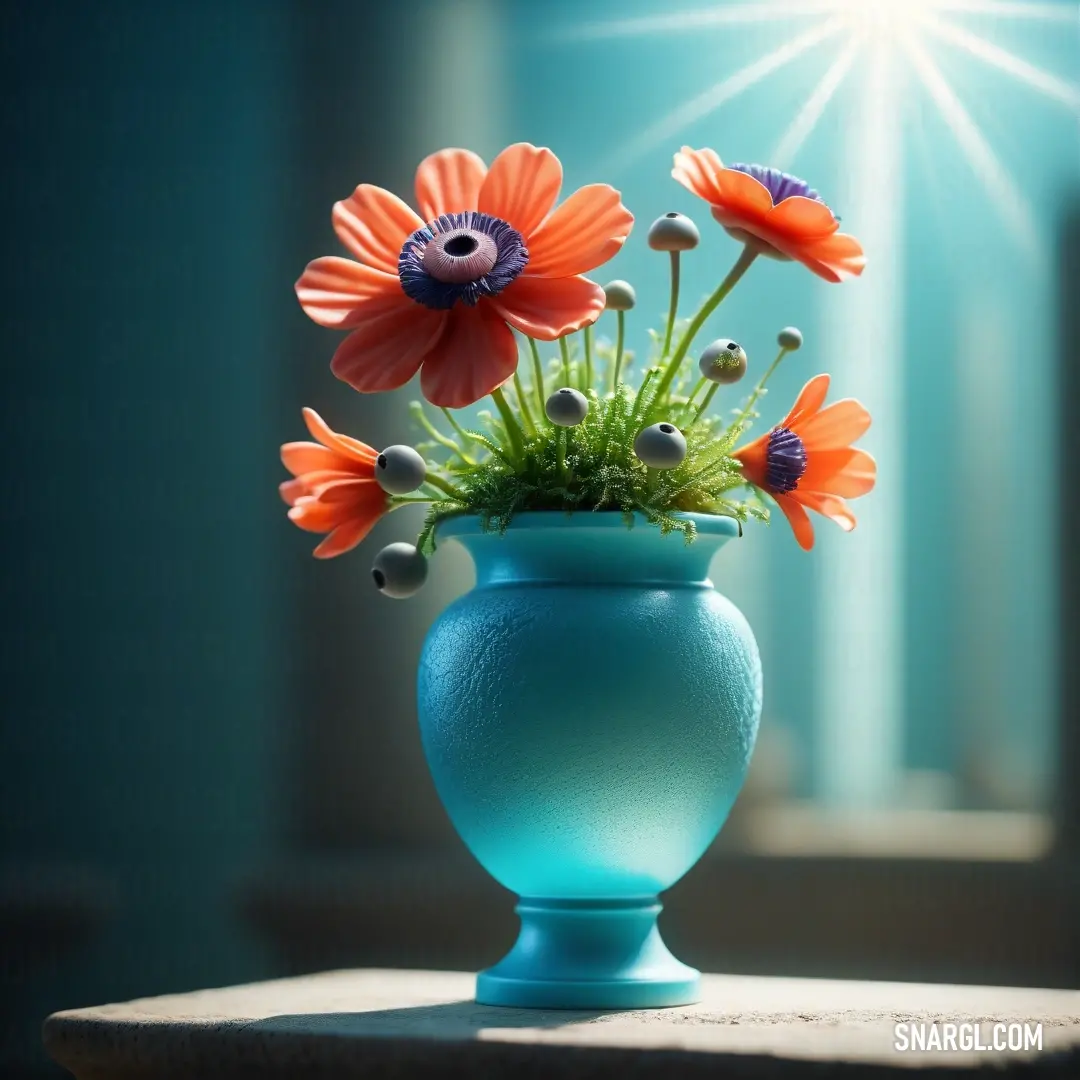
top-left (247, 1000), bottom-right (616, 1036)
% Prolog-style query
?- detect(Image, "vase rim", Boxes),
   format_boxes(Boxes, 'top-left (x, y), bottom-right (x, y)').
top-left (434, 510), bottom-right (741, 540)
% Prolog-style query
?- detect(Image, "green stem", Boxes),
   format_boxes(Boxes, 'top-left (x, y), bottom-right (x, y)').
top-left (690, 382), bottom-right (720, 428)
top-left (627, 367), bottom-right (659, 445)
top-left (424, 473), bottom-right (467, 500)
top-left (389, 496), bottom-right (436, 505)
top-left (557, 427), bottom-right (567, 480)
top-left (613, 310), bottom-right (626, 389)
top-left (662, 250), bottom-right (681, 359)
top-left (490, 385), bottom-right (525, 463)
top-left (686, 375), bottom-right (707, 406)
top-left (646, 467), bottom-right (660, 497)
top-left (559, 336), bottom-right (572, 385)
top-left (729, 345), bottom-right (791, 434)
top-left (584, 325), bottom-right (594, 391)
top-left (412, 403), bottom-right (474, 465)
top-left (513, 370), bottom-right (537, 436)
top-left (653, 243), bottom-right (759, 404)
top-left (427, 408), bottom-right (475, 464)
top-left (528, 337), bottom-right (548, 424)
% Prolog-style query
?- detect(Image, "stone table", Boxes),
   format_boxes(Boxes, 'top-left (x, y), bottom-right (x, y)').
top-left (44, 968), bottom-right (1080, 1078)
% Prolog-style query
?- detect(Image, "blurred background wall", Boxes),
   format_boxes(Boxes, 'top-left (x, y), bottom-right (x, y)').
top-left (1, 1), bottom-right (1078, 1077)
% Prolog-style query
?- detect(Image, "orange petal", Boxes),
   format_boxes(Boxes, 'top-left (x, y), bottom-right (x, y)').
top-left (332, 185), bottom-right (425, 274)
top-left (671, 146), bottom-right (729, 205)
top-left (414, 148), bottom-right (487, 219)
top-left (330, 305), bottom-right (447, 395)
top-left (801, 448), bottom-right (877, 498)
top-left (295, 257), bottom-right (403, 328)
top-left (766, 196), bottom-right (839, 241)
top-left (732, 435), bottom-right (769, 488)
top-left (525, 185), bottom-right (634, 277)
top-left (784, 374), bottom-right (831, 429)
top-left (309, 477), bottom-right (383, 504)
top-left (489, 274), bottom-right (605, 340)
top-left (478, 144), bottom-right (562, 238)
top-left (288, 498), bottom-right (349, 533)
top-left (303, 472), bottom-right (376, 498)
top-left (301, 408), bottom-right (380, 467)
top-left (313, 514), bottom-right (380, 559)
top-left (775, 493), bottom-right (815, 551)
top-left (792, 491), bottom-right (857, 532)
top-left (419, 305), bottom-right (519, 409)
top-left (714, 168), bottom-right (777, 219)
top-left (279, 477), bottom-right (309, 506)
top-left (280, 441), bottom-right (355, 477)
top-left (790, 231), bottom-right (866, 282)
top-left (797, 397), bottom-right (871, 451)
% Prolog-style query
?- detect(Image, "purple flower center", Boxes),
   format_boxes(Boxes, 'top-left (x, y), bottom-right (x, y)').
top-left (766, 427), bottom-right (807, 493)
top-left (399, 211), bottom-right (528, 310)
top-left (729, 163), bottom-right (823, 205)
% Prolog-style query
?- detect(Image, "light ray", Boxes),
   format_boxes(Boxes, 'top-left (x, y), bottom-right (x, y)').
top-left (553, 3), bottom-right (819, 43)
top-left (771, 38), bottom-right (859, 168)
top-left (919, 14), bottom-right (1080, 110)
top-left (902, 35), bottom-right (1041, 257)
top-left (602, 18), bottom-right (846, 175)
top-left (932, 0), bottom-right (1079, 19)
top-left (816, 37), bottom-right (904, 809)
top-left (558, 0), bottom-right (1079, 44)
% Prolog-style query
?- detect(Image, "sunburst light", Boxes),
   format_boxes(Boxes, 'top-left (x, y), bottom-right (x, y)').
top-left (554, 0), bottom-right (1077, 809)
top-left (567, 0), bottom-right (1078, 254)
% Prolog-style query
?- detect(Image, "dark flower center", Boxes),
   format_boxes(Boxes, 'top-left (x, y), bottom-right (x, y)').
top-left (399, 211), bottom-right (529, 310)
top-left (766, 427), bottom-right (807, 493)
top-left (729, 163), bottom-right (823, 205)
top-left (445, 234), bottom-right (478, 257)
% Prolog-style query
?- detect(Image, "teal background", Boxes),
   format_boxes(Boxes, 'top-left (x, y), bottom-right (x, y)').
top-left (481, 0), bottom-right (1077, 810)
top-left (1, 0), bottom-right (1077, 1075)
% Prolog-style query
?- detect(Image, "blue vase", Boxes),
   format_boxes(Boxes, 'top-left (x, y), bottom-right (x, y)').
top-left (417, 511), bottom-right (762, 1008)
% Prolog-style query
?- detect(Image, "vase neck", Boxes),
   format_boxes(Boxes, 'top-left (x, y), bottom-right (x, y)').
top-left (449, 520), bottom-right (735, 588)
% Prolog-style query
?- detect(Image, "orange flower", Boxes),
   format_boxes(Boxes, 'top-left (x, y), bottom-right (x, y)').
top-left (672, 149), bottom-right (865, 283)
top-left (280, 408), bottom-right (389, 559)
top-left (734, 375), bottom-right (876, 551)
top-left (295, 144), bottom-right (634, 409)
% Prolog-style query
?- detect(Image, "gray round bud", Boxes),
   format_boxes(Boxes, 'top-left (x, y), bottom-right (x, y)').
top-left (647, 212), bottom-right (700, 252)
top-left (633, 422), bottom-right (687, 470)
top-left (372, 542), bottom-right (428, 599)
top-left (603, 280), bottom-right (636, 311)
top-left (698, 339), bottom-right (747, 385)
top-left (375, 444), bottom-right (427, 495)
top-left (545, 387), bottom-right (589, 427)
top-left (777, 326), bottom-right (803, 351)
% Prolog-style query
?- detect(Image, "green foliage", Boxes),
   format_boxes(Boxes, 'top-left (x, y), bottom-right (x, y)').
top-left (407, 325), bottom-right (777, 553)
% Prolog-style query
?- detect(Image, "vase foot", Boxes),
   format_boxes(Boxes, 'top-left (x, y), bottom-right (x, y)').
top-left (476, 897), bottom-right (699, 1009)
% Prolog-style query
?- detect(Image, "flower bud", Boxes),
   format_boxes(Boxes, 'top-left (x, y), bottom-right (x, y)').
top-left (698, 338), bottom-right (747, 384)
top-left (647, 212), bottom-right (700, 252)
top-left (777, 326), bottom-right (803, 351)
top-left (603, 280), bottom-right (636, 311)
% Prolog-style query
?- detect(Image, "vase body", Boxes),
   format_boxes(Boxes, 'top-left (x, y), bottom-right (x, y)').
top-left (417, 512), bottom-right (762, 1007)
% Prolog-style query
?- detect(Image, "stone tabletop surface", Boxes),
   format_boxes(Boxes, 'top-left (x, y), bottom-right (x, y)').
top-left (44, 968), bottom-right (1080, 1078)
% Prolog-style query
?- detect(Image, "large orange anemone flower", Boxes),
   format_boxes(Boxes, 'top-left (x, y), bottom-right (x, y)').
top-left (734, 375), bottom-right (876, 551)
top-left (672, 148), bottom-right (865, 283)
top-left (295, 144), bottom-right (634, 409)
top-left (280, 408), bottom-right (389, 559)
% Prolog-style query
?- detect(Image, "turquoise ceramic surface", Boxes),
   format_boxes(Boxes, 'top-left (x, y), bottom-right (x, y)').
top-left (417, 511), bottom-right (762, 1007)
